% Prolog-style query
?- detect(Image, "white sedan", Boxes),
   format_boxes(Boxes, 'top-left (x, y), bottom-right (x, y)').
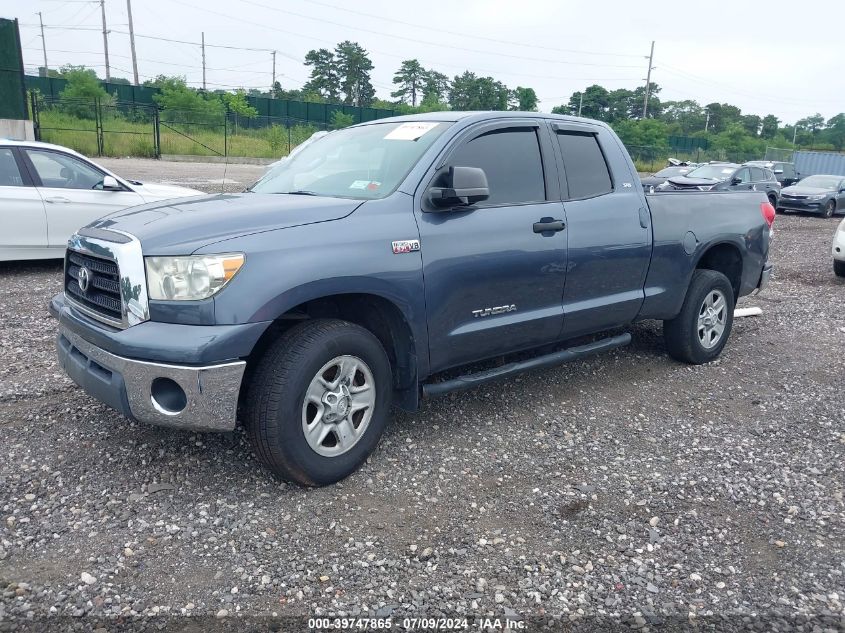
top-left (833, 217), bottom-right (845, 277)
top-left (0, 140), bottom-right (203, 261)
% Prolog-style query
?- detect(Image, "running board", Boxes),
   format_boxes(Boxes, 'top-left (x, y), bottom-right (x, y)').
top-left (422, 333), bottom-right (632, 398)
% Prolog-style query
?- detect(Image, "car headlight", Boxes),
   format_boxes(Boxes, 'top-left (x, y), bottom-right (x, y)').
top-left (145, 254), bottom-right (245, 301)
top-left (807, 194), bottom-right (826, 200)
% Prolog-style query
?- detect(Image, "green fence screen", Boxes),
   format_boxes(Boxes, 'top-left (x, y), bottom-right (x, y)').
top-left (0, 18), bottom-right (28, 120)
top-left (24, 74), bottom-right (397, 127)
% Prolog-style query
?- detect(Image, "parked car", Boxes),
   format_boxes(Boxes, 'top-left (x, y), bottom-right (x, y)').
top-left (833, 218), bottom-right (845, 277)
top-left (659, 162), bottom-right (781, 208)
top-left (745, 161), bottom-right (800, 187)
top-left (0, 140), bottom-right (203, 261)
top-left (777, 174), bottom-right (845, 218)
top-left (49, 112), bottom-right (773, 486)
top-left (640, 165), bottom-right (694, 193)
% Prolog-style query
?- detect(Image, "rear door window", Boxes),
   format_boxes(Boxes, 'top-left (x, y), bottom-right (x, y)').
top-left (448, 127), bottom-right (546, 206)
top-left (555, 131), bottom-right (613, 199)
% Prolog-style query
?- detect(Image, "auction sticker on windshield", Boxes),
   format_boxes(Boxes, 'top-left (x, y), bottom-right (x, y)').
top-left (384, 122), bottom-right (440, 141)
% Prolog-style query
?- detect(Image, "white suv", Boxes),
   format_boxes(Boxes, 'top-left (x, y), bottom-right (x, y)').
top-left (833, 218), bottom-right (845, 277)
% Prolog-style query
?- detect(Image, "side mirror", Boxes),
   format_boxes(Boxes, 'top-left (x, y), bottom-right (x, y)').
top-left (428, 166), bottom-right (489, 210)
top-left (731, 177), bottom-right (742, 185)
top-left (102, 175), bottom-right (122, 191)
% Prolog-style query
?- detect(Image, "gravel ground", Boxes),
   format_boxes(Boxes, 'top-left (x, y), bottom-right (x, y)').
top-left (1, 207), bottom-right (843, 631)
top-left (97, 157), bottom-right (266, 194)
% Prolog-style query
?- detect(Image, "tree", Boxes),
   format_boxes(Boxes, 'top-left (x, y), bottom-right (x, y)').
top-left (335, 41), bottom-right (375, 107)
top-left (510, 86), bottom-right (538, 111)
top-left (448, 72), bottom-right (510, 111)
top-left (150, 75), bottom-right (223, 124)
top-left (303, 48), bottom-right (340, 102)
top-left (741, 114), bottom-right (762, 137)
top-left (223, 89), bottom-right (258, 132)
top-left (661, 100), bottom-right (706, 135)
top-left (606, 88), bottom-right (635, 122)
top-left (422, 70), bottom-right (450, 105)
top-left (108, 76), bottom-right (131, 85)
top-left (565, 84), bottom-right (609, 119)
top-left (825, 114), bottom-right (845, 150)
top-left (391, 59), bottom-right (426, 107)
top-left (630, 83), bottom-right (662, 119)
top-left (760, 114), bottom-right (779, 140)
top-left (58, 65), bottom-right (111, 118)
top-left (704, 103), bottom-right (742, 134)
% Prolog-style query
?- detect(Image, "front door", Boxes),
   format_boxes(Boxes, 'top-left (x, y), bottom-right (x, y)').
top-left (416, 122), bottom-right (568, 373)
top-left (0, 147), bottom-right (48, 259)
top-left (21, 148), bottom-right (144, 251)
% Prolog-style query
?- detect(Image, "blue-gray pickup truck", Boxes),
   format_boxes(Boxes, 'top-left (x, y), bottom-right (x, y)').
top-left (50, 112), bottom-right (774, 485)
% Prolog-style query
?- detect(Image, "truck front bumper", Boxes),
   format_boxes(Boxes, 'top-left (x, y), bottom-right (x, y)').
top-left (50, 294), bottom-right (267, 432)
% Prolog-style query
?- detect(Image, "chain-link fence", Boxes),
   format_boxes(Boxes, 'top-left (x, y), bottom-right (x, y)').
top-left (31, 93), bottom-right (329, 159)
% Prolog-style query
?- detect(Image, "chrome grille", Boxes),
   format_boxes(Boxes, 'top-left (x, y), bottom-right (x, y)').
top-left (65, 250), bottom-right (122, 323)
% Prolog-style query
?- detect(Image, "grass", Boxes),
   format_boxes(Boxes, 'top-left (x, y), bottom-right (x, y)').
top-left (37, 109), bottom-right (321, 160)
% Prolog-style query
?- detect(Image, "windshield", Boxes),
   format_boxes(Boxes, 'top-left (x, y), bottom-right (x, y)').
top-left (684, 164), bottom-right (738, 181)
top-left (250, 121), bottom-right (451, 199)
top-left (796, 175), bottom-right (840, 189)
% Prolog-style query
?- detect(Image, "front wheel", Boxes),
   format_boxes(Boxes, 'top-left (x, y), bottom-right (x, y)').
top-left (822, 200), bottom-right (836, 218)
top-left (245, 319), bottom-right (393, 486)
top-left (663, 269), bottom-right (735, 364)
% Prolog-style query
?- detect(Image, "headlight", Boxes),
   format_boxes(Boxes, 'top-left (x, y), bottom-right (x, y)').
top-left (145, 254), bottom-right (245, 301)
top-left (807, 194), bottom-right (826, 200)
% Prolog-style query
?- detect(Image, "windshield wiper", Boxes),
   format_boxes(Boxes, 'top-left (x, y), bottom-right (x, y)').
top-left (282, 190), bottom-right (319, 196)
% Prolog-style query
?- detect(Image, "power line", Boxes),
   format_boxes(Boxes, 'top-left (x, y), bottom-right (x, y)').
top-left (296, 0), bottom-right (643, 59)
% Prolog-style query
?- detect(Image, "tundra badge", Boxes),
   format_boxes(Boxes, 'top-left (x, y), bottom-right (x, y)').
top-left (392, 240), bottom-right (420, 254)
top-left (472, 304), bottom-right (517, 318)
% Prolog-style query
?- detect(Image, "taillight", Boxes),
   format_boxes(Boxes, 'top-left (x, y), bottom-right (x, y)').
top-left (761, 201), bottom-right (776, 228)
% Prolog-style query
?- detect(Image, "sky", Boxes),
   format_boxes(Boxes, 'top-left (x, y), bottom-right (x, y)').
top-left (6, 0), bottom-right (844, 125)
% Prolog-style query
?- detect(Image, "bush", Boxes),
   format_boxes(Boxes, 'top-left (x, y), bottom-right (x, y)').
top-left (58, 65), bottom-right (113, 119)
top-left (329, 111), bottom-right (355, 129)
top-left (267, 124), bottom-right (287, 155)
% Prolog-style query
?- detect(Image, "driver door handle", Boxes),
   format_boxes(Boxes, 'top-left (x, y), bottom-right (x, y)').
top-left (533, 219), bottom-right (566, 233)
top-left (45, 196), bottom-right (71, 204)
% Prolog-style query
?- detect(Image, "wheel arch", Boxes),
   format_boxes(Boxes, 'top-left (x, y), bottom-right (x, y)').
top-left (246, 287), bottom-right (423, 411)
top-left (693, 240), bottom-right (744, 300)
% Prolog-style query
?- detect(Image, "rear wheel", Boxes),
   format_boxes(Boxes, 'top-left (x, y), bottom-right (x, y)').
top-left (822, 200), bottom-right (836, 218)
top-left (245, 319), bottom-right (392, 486)
top-left (768, 194), bottom-right (778, 209)
top-left (663, 269), bottom-right (735, 364)
top-left (834, 259), bottom-right (845, 278)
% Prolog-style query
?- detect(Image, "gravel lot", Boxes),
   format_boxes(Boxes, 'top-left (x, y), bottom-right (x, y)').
top-left (1, 171), bottom-right (843, 631)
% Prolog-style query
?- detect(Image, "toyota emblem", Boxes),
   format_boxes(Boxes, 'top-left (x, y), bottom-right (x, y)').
top-left (77, 266), bottom-right (91, 293)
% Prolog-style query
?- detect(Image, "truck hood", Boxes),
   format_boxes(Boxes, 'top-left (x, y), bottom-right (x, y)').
top-left (131, 181), bottom-right (205, 202)
top-left (88, 193), bottom-right (363, 255)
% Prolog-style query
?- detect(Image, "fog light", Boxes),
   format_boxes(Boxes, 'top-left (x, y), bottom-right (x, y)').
top-left (150, 377), bottom-right (187, 415)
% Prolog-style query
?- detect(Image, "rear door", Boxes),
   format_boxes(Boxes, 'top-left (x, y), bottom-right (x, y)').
top-left (552, 123), bottom-right (651, 338)
top-left (416, 120), bottom-right (568, 373)
top-left (20, 147), bottom-right (145, 249)
top-left (729, 167), bottom-right (753, 190)
top-left (0, 147), bottom-right (48, 259)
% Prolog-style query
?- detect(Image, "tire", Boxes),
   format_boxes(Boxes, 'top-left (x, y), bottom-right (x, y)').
top-left (768, 194), bottom-right (778, 209)
top-left (822, 200), bottom-right (835, 218)
top-left (835, 259), bottom-right (845, 278)
top-left (663, 269), bottom-right (735, 365)
top-left (245, 319), bottom-right (392, 486)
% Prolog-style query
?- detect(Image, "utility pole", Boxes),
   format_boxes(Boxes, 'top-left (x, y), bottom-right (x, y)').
top-left (642, 40), bottom-right (655, 119)
top-left (201, 32), bottom-right (206, 91)
top-left (126, 0), bottom-right (139, 85)
top-left (792, 124), bottom-right (799, 146)
top-left (271, 50), bottom-right (276, 97)
top-left (37, 12), bottom-right (48, 75)
top-left (100, 0), bottom-right (110, 81)
top-left (704, 109), bottom-right (710, 132)
top-left (577, 91), bottom-right (583, 117)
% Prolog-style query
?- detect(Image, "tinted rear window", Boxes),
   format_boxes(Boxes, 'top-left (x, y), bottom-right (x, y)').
top-left (556, 131), bottom-right (612, 199)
